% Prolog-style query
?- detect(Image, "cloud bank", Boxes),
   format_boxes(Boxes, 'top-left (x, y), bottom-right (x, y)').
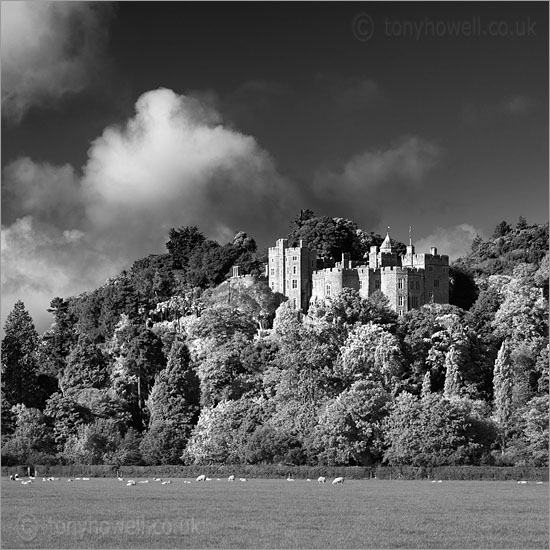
top-left (1, 1), bottom-right (113, 121)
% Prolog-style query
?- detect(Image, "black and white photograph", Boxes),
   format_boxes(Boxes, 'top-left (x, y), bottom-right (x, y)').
top-left (1, 1), bottom-right (548, 548)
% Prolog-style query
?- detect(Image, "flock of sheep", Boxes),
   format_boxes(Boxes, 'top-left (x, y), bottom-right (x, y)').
top-left (10, 471), bottom-right (345, 486)
top-left (9, 472), bottom-right (543, 486)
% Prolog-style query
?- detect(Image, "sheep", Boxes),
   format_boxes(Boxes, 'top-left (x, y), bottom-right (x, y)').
top-left (196, 474), bottom-right (206, 482)
top-left (332, 477), bottom-right (344, 485)
top-left (161, 480), bottom-right (172, 485)
top-left (138, 480), bottom-right (149, 484)
top-left (239, 477), bottom-right (247, 482)
top-left (126, 480), bottom-right (136, 486)
top-left (286, 476), bottom-right (294, 481)
top-left (153, 478), bottom-right (161, 482)
top-left (228, 475), bottom-right (235, 482)
top-left (9, 475), bottom-right (15, 481)
top-left (318, 476), bottom-right (326, 484)
top-left (82, 477), bottom-right (90, 481)
top-left (205, 477), bottom-right (213, 481)
top-left (118, 476), bottom-right (124, 482)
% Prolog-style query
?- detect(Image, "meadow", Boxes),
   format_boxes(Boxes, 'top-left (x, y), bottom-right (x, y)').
top-left (1, 477), bottom-right (548, 549)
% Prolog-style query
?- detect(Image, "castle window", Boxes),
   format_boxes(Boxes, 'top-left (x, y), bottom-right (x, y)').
top-left (398, 310), bottom-right (404, 316)
top-left (270, 268), bottom-right (275, 276)
top-left (326, 284), bottom-right (331, 297)
top-left (434, 279), bottom-right (440, 288)
top-left (398, 279), bottom-right (404, 289)
top-left (411, 296), bottom-right (419, 308)
top-left (410, 281), bottom-right (414, 290)
top-left (270, 282), bottom-right (274, 289)
top-left (398, 296), bottom-right (404, 306)
top-left (292, 256), bottom-right (297, 261)
top-left (359, 280), bottom-right (363, 289)
top-left (293, 266), bottom-right (297, 275)
top-left (416, 281), bottom-right (420, 290)
top-left (375, 280), bottom-right (380, 289)
top-left (293, 298), bottom-right (297, 309)
top-left (292, 279), bottom-right (298, 289)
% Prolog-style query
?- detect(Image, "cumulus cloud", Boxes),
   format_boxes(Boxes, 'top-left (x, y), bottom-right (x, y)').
top-left (1, 1), bottom-right (113, 121)
top-left (414, 224), bottom-right (482, 261)
top-left (82, 88), bottom-right (295, 257)
top-left (1, 88), bottom-right (296, 332)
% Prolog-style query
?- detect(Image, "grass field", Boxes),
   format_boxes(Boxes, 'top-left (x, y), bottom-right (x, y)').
top-left (1, 477), bottom-right (548, 549)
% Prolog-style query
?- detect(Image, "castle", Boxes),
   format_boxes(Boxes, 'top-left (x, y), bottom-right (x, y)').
top-left (267, 230), bottom-right (449, 315)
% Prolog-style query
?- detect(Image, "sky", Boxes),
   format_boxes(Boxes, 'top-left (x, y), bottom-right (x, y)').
top-left (1, 1), bottom-right (548, 334)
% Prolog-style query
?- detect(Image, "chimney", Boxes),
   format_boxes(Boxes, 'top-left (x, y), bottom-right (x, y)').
top-left (430, 247), bottom-right (437, 255)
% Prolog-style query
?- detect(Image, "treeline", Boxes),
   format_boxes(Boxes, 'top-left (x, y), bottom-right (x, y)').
top-left (1, 214), bottom-right (548, 470)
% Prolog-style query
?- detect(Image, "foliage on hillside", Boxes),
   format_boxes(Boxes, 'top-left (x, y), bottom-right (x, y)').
top-left (1, 215), bottom-right (548, 468)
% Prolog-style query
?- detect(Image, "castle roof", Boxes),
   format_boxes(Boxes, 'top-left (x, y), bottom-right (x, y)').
top-left (380, 229), bottom-right (393, 251)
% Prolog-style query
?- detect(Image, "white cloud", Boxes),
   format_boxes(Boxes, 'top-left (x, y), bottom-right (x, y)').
top-left (1, 88), bottom-right (296, 332)
top-left (1, 216), bottom-right (123, 332)
top-left (2, 157), bottom-right (84, 227)
top-left (1, 1), bottom-right (113, 121)
top-left (82, 88), bottom-right (294, 258)
top-left (414, 224), bottom-right (482, 261)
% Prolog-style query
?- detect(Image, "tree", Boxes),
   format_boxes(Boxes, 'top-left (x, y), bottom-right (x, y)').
top-left (449, 265), bottom-right (478, 310)
top-left (290, 209), bottom-right (315, 230)
top-left (493, 340), bottom-right (514, 447)
top-left (1, 404), bottom-right (55, 464)
top-left (60, 335), bottom-right (109, 395)
top-left (63, 418), bottom-right (123, 465)
top-left (470, 234), bottom-right (484, 256)
top-left (197, 334), bottom-right (257, 408)
top-left (232, 231), bottom-right (257, 253)
top-left (44, 392), bottom-right (92, 449)
top-left (339, 323), bottom-right (404, 392)
top-left (140, 339), bottom-right (200, 463)
top-left (187, 305), bottom-right (257, 347)
top-left (492, 220), bottom-right (512, 239)
top-left (109, 316), bottom-right (166, 431)
top-left (243, 425), bottom-right (305, 465)
top-left (288, 216), bottom-right (362, 262)
top-left (182, 398), bottom-right (265, 465)
top-left (443, 347), bottom-right (462, 398)
top-left (166, 226), bottom-right (206, 269)
top-left (516, 216), bottom-right (528, 230)
top-left (1, 301), bottom-right (40, 407)
top-left (310, 381), bottom-right (390, 466)
top-left (383, 393), bottom-right (495, 466)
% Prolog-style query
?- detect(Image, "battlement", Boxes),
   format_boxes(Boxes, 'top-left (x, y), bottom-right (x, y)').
top-left (269, 232), bottom-right (449, 313)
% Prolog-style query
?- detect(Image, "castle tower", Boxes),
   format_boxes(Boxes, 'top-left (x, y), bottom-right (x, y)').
top-left (268, 239), bottom-right (316, 311)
